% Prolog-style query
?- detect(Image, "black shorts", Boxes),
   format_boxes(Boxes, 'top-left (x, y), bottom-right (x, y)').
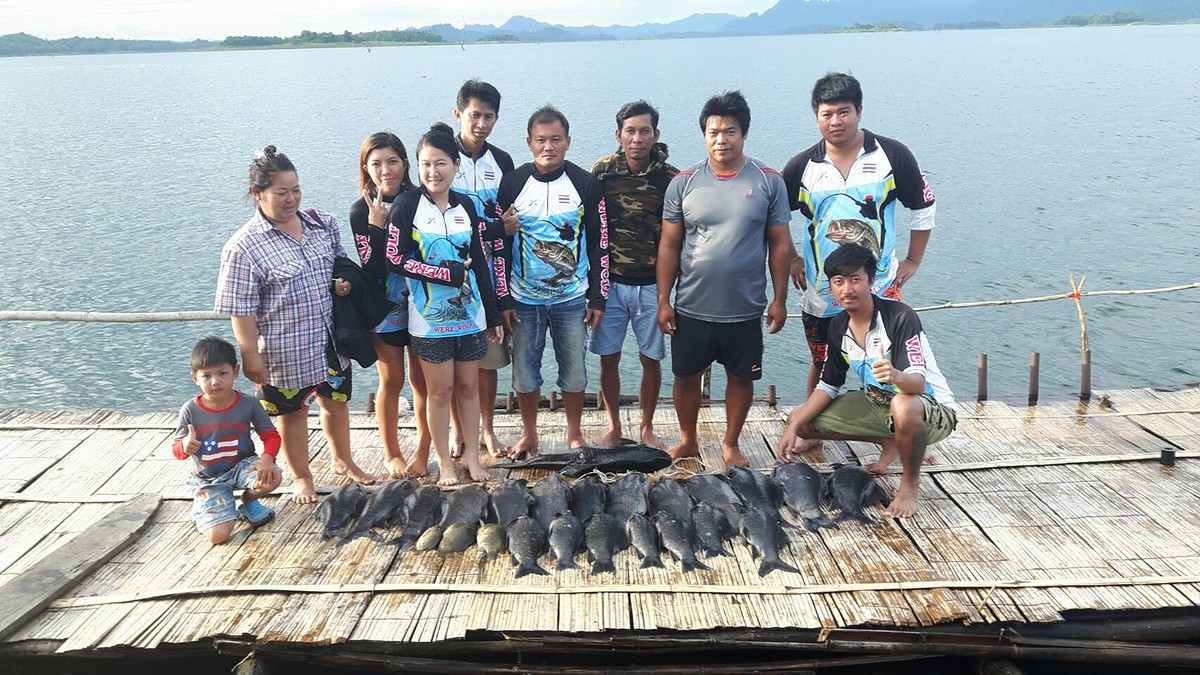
top-left (671, 314), bottom-right (763, 381)
top-left (375, 329), bottom-right (411, 348)
top-left (411, 332), bottom-right (488, 365)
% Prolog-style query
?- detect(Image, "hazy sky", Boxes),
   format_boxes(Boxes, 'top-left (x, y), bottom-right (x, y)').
top-left (1, 1), bottom-right (779, 41)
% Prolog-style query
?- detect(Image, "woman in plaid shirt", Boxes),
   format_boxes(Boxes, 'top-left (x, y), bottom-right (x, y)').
top-left (216, 146), bottom-right (374, 504)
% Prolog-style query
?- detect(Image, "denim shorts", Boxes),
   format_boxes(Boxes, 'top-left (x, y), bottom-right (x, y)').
top-left (510, 296), bottom-right (588, 394)
top-left (411, 331), bottom-right (488, 364)
top-left (187, 456), bottom-right (259, 532)
top-left (588, 282), bottom-right (665, 360)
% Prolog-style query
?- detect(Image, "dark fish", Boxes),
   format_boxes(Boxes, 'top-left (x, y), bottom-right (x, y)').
top-left (414, 525), bottom-right (442, 551)
top-left (739, 506), bottom-right (799, 577)
top-left (392, 485), bottom-right (445, 549)
top-left (773, 462), bottom-right (838, 532)
top-left (548, 512), bottom-right (584, 571)
top-left (570, 474), bottom-right (607, 524)
top-left (488, 478), bottom-right (533, 528)
top-left (691, 503), bottom-right (732, 558)
top-left (649, 477), bottom-right (694, 523)
top-left (530, 474), bottom-right (571, 531)
top-left (685, 473), bottom-right (745, 536)
top-left (605, 472), bottom-right (649, 551)
top-left (340, 479), bottom-right (415, 544)
top-left (507, 516), bottom-right (550, 579)
top-left (584, 512), bottom-right (619, 575)
top-left (477, 523), bottom-right (507, 559)
top-left (653, 511), bottom-right (709, 574)
top-left (491, 444), bottom-right (671, 477)
top-left (626, 513), bottom-right (665, 569)
top-left (439, 483), bottom-right (489, 529)
top-left (314, 481), bottom-right (368, 540)
top-left (726, 465), bottom-right (780, 513)
top-left (438, 522), bottom-right (478, 557)
top-left (828, 464), bottom-right (890, 526)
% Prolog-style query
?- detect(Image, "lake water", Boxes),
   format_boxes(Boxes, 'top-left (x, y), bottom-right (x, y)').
top-left (2, 25), bottom-right (1198, 413)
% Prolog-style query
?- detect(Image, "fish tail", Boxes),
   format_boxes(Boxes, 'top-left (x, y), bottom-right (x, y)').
top-left (758, 558), bottom-right (800, 577)
top-left (514, 561), bottom-right (550, 578)
top-left (556, 559), bottom-right (582, 571)
top-left (639, 556), bottom-right (666, 570)
top-left (681, 558), bottom-right (711, 574)
top-left (591, 560), bottom-right (616, 575)
top-left (804, 517), bottom-right (838, 532)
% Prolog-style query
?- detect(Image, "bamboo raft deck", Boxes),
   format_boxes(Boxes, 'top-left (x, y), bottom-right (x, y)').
top-left (1, 385), bottom-right (1199, 670)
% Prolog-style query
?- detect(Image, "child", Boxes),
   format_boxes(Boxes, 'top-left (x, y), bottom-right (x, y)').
top-left (173, 336), bottom-right (283, 544)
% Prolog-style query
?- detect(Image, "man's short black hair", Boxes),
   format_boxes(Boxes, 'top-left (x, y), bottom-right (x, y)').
top-left (527, 105), bottom-right (569, 136)
top-left (699, 90), bottom-right (750, 135)
top-left (190, 336), bottom-right (238, 372)
top-left (811, 72), bottom-right (863, 113)
top-left (615, 100), bottom-right (659, 130)
top-left (824, 243), bottom-right (877, 282)
top-left (456, 79), bottom-right (501, 114)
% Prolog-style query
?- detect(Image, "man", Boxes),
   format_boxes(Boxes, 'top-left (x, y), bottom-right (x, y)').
top-left (782, 72), bottom-right (937, 400)
top-left (590, 100), bottom-right (678, 449)
top-left (657, 90), bottom-right (794, 468)
top-left (777, 243), bottom-right (956, 518)
top-left (448, 79), bottom-right (516, 458)
top-left (497, 106), bottom-right (608, 457)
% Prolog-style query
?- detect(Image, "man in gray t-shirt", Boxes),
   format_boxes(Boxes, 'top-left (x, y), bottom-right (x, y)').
top-left (656, 90), bottom-right (795, 468)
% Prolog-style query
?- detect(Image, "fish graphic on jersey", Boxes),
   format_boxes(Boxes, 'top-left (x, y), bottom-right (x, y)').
top-left (532, 240), bottom-right (577, 286)
top-left (825, 219), bottom-right (881, 258)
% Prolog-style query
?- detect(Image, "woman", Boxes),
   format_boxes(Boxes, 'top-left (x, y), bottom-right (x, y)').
top-left (386, 123), bottom-right (503, 485)
top-left (216, 145), bottom-right (374, 504)
top-left (349, 132), bottom-right (432, 479)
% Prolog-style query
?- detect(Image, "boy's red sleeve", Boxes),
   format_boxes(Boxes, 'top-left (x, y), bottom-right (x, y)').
top-left (171, 439), bottom-right (188, 460)
top-left (258, 429), bottom-right (281, 459)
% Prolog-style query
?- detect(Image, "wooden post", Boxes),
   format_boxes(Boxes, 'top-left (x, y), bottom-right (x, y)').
top-left (701, 365), bottom-right (712, 400)
top-left (1028, 352), bottom-right (1040, 405)
top-left (596, 389), bottom-right (603, 411)
top-left (1080, 349), bottom-right (1092, 400)
top-left (365, 392), bottom-right (376, 415)
top-left (767, 385), bottom-right (777, 407)
top-left (505, 392), bottom-right (514, 413)
top-left (549, 390), bottom-right (558, 411)
top-left (977, 353), bottom-right (988, 402)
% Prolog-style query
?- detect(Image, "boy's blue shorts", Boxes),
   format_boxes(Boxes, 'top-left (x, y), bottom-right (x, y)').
top-left (188, 456), bottom-right (259, 532)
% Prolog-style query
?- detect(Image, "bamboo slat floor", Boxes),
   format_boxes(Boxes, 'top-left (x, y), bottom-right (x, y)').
top-left (1, 386), bottom-right (1199, 665)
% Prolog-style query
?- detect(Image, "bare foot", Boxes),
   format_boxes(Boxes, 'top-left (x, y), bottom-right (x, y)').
top-left (333, 459), bottom-right (376, 485)
top-left (405, 450), bottom-right (430, 479)
top-left (383, 455), bottom-right (407, 479)
top-left (507, 434), bottom-right (538, 460)
top-left (436, 460), bottom-right (461, 486)
top-left (566, 432), bottom-right (588, 449)
top-left (598, 428), bottom-right (626, 446)
top-left (639, 426), bottom-right (668, 451)
top-left (867, 445), bottom-right (935, 474)
top-left (463, 453), bottom-right (490, 482)
top-left (722, 442), bottom-right (749, 468)
top-left (481, 429), bottom-right (506, 458)
top-left (884, 484), bottom-right (919, 518)
top-left (289, 477), bottom-right (318, 504)
top-left (795, 437), bottom-right (824, 454)
top-left (450, 429), bottom-right (465, 459)
top-left (669, 440), bottom-right (700, 461)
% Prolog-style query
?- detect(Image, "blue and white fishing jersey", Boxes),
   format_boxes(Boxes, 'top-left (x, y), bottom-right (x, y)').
top-left (453, 139), bottom-right (514, 230)
top-left (384, 189), bottom-right (499, 338)
top-left (782, 130), bottom-right (936, 318)
top-left (817, 296), bottom-right (954, 406)
top-left (497, 161), bottom-right (609, 309)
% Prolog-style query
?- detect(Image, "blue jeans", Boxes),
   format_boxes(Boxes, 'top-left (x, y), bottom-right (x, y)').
top-left (511, 296), bottom-right (588, 394)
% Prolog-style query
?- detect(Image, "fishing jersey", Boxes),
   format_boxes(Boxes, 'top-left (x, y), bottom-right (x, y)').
top-left (590, 143), bottom-right (678, 286)
top-left (453, 139), bottom-right (515, 315)
top-left (497, 161), bottom-right (609, 309)
top-left (172, 392), bottom-right (281, 479)
top-left (817, 296), bottom-right (954, 406)
top-left (384, 188), bottom-right (499, 338)
top-left (782, 130), bottom-right (936, 318)
top-left (350, 190), bottom-right (410, 334)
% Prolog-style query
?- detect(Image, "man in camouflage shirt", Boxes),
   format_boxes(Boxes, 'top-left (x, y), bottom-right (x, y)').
top-left (589, 100), bottom-right (679, 448)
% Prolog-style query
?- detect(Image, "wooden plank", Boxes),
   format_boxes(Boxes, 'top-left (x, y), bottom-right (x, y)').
top-left (0, 494), bottom-right (160, 641)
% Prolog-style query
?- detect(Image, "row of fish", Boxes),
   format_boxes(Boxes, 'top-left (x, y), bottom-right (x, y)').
top-left (314, 463), bottom-right (890, 577)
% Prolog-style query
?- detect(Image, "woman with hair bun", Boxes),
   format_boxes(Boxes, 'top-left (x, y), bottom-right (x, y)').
top-left (385, 123), bottom-right (503, 485)
top-left (349, 132), bottom-right (432, 479)
top-left (216, 145), bottom-right (374, 504)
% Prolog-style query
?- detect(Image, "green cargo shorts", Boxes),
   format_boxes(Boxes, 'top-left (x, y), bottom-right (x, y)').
top-left (812, 391), bottom-right (957, 445)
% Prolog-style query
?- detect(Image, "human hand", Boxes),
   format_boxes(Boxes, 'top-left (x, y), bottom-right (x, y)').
top-left (362, 188), bottom-right (389, 228)
top-left (585, 308), bottom-right (603, 331)
top-left (333, 277), bottom-right (351, 296)
top-left (501, 205), bottom-right (520, 236)
top-left (896, 258), bottom-right (920, 289)
top-left (657, 303), bottom-right (676, 335)
top-left (183, 424), bottom-right (200, 455)
top-left (871, 346), bottom-right (896, 384)
top-left (252, 455), bottom-right (280, 490)
top-left (790, 256), bottom-right (807, 290)
top-left (501, 309), bottom-right (519, 332)
top-left (242, 351), bottom-right (267, 385)
top-left (487, 326), bottom-right (504, 343)
top-left (765, 299), bottom-right (787, 335)
top-left (776, 429), bottom-right (801, 462)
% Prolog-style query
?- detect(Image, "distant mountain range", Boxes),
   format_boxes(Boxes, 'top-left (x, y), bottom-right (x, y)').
top-left (2, 0), bottom-right (1197, 56)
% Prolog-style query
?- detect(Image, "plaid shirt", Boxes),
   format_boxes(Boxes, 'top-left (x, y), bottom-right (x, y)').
top-left (215, 208), bottom-right (350, 389)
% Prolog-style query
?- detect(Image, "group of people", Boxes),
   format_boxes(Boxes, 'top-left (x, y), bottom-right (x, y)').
top-left (173, 72), bottom-right (959, 544)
